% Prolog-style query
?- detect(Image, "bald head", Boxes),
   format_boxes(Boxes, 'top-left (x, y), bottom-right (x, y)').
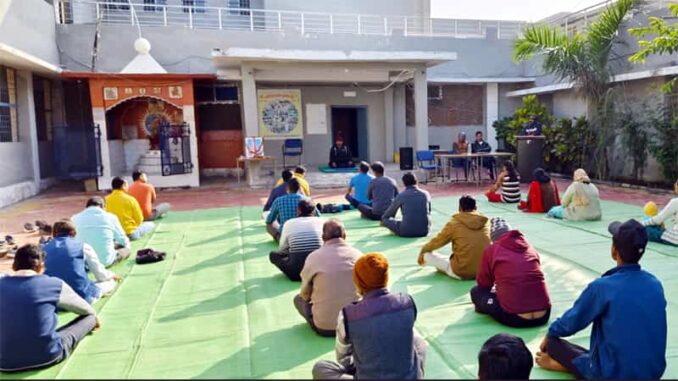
top-left (322, 219), bottom-right (346, 242)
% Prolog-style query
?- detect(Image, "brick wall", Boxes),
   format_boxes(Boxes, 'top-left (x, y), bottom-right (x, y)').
top-left (406, 84), bottom-right (485, 126)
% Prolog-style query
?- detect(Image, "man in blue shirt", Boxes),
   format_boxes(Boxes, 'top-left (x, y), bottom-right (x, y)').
top-left (266, 178), bottom-right (317, 241)
top-left (72, 197), bottom-right (131, 267)
top-left (536, 219), bottom-right (667, 380)
top-left (345, 161), bottom-right (374, 209)
top-left (263, 169), bottom-right (294, 215)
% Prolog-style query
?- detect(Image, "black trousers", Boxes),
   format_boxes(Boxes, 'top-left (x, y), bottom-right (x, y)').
top-left (357, 204), bottom-right (382, 220)
top-left (546, 337), bottom-right (588, 379)
top-left (329, 159), bottom-right (354, 168)
top-left (470, 286), bottom-right (550, 328)
top-left (269, 250), bottom-right (313, 281)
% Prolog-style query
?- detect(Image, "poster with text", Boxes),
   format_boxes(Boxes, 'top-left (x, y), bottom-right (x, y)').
top-left (257, 89), bottom-right (303, 139)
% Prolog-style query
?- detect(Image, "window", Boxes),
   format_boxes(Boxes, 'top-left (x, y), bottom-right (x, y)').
top-left (103, 0), bottom-right (129, 11)
top-left (195, 82), bottom-right (239, 104)
top-left (228, 0), bottom-right (250, 15)
top-left (33, 76), bottom-right (53, 142)
top-left (143, 0), bottom-right (166, 12)
top-left (182, 0), bottom-right (205, 14)
top-left (0, 67), bottom-right (17, 142)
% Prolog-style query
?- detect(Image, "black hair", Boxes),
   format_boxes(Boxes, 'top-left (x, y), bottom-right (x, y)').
top-left (459, 195), bottom-right (477, 212)
top-left (402, 172), bottom-right (417, 187)
top-left (111, 177), bottom-right (126, 190)
top-left (503, 160), bottom-right (519, 182)
top-left (287, 178), bottom-right (301, 194)
top-left (13, 244), bottom-right (44, 271)
top-left (297, 199), bottom-right (316, 217)
top-left (281, 169), bottom-right (294, 182)
top-left (359, 161), bottom-right (370, 173)
top-left (53, 219), bottom-right (77, 238)
top-left (86, 196), bottom-right (105, 208)
top-left (132, 171), bottom-right (144, 181)
top-left (294, 166), bottom-right (306, 175)
top-left (370, 161), bottom-right (385, 175)
top-left (478, 334), bottom-right (533, 380)
top-left (475, 131), bottom-right (483, 136)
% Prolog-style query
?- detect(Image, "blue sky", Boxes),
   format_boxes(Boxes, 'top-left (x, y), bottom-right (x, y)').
top-left (431, 0), bottom-right (605, 22)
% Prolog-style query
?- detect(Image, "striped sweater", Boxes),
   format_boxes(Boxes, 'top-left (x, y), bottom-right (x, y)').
top-left (501, 176), bottom-right (521, 203)
top-left (279, 217), bottom-right (325, 253)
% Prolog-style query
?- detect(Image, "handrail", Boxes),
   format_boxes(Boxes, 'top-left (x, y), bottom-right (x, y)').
top-left (58, 0), bottom-right (526, 40)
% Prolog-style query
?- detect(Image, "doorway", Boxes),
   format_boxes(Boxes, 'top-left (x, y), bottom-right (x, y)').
top-left (331, 106), bottom-right (368, 161)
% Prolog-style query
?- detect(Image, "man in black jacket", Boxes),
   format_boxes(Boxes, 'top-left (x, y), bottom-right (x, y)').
top-left (471, 131), bottom-right (495, 181)
top-left (329, 136), bottom-right (354, 168)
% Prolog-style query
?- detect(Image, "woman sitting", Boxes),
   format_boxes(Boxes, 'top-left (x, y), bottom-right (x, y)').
top-left (519, 168), bottom-right (560, 213)
top-left (486, 160), bottom-right (521, 204)
top-left (547, 169), bottom-right (601, 221)
top-left (642, 180), bottom-right (678, 246)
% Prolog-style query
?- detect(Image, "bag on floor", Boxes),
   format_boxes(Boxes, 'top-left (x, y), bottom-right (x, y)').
top-left (135, 248), bottom-right (166, 264)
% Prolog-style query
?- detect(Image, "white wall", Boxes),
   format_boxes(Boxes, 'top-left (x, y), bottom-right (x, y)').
top-left (108, 140), bottom-right (126, 176)
top-left (0, 0), bottom-right (60, 66)
top-left (552, 91), bottom-right (587, 118)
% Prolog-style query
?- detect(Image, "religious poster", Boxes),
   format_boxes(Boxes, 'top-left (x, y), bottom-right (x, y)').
top-left (104, 87), bottom-right (118, 100)
top-left (244, 136), bottom-right (264, 159)
top-left (257, 89), bottom-right (303, 139)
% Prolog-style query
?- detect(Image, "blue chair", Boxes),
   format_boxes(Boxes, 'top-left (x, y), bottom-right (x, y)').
top-left (416, 150), bottom-right (440, 183)
top-left (282, 138), bottom-right (303, 168)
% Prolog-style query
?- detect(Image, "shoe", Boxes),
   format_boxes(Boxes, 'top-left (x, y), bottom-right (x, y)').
top-left (36, 221), bottom-right (52, 236)
top-left (4, 235), bottom-right (14, 246)
top-left (23, 222), bottom-right (38, 233)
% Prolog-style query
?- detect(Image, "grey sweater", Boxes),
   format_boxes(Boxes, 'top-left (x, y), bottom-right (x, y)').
top-left (367, 176), bottom-right (399, 216)
top-left (381, 186), bottom-right (432, 237)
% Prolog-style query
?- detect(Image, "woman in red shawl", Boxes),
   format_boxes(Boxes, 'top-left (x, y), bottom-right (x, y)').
top-left (519, 168), bottom-right (560, 213)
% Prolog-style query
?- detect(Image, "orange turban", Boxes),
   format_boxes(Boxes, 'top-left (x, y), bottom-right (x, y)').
top-left (353, 252), bottom-right (389, 294)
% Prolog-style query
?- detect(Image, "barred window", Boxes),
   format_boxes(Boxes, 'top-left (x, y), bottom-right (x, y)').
top-left (0, 67), bottom-right (17, 143)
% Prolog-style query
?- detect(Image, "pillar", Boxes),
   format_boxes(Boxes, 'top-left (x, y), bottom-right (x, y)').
top-left (182, 104), bottom-right (200, 187)
top-left (393, 84), bottom-right (407, 150)
top-left (485, 83), bottom-right (499, 150)
top-left (384, 86), bottom-right (394, 161)
top-left (92, 105), bottom-right (112, 190)
top-left (413, 68), bottom-right (428, 151)
top-left (241, 64), bottom-right (259, 137)
top-left (17, 70), bottom-right (41, 188)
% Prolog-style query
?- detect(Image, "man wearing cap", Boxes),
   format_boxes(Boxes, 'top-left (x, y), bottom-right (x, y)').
top-left (312, 252), bottom-right (427, 380)
top-left (471, 218), bottom-right (551, 328)
top-left (536, 219), bottom-right (667, 380)
top-left (295, 220), bottom-right (362, 337)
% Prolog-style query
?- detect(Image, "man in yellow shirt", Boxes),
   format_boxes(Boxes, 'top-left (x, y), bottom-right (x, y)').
top-left (105, 177), bottom-right (155, 240)
top-left (275, 166), bottom-right (310, 196)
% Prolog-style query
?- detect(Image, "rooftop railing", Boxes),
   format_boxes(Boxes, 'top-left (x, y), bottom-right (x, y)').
top-left (56, 0), bottom-right (526, 40)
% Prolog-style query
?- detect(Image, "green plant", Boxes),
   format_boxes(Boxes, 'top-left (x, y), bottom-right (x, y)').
top-left (647, 110), bottom-right (678, 182)
top-left (547, 116), bottom-right (596, 174)
top-left (513, 0), bottom-right (639, 179)
top-left (618, 108), bottom-right (649, 180)
top-left (494, 95), bottom-right (553, 152)
top-left (492, 117), bottom-right (515, 152)
top-left (629, 4), bottom-right (678, 93)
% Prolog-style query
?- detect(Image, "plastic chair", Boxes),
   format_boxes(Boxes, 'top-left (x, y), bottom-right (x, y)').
top-left (416, 150), bottom-right (440, 183)
top-left (282, 139), bottom-right (303, 168)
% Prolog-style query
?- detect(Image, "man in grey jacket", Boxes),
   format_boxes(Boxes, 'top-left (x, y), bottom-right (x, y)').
top-left (381, 172), bottom-right (431, 238)
top-left (358, 162), bottom-right (398, 220)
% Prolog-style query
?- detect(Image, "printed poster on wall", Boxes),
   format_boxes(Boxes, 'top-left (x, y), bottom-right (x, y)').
top-left (306, 104), bottom-right (327, 135)
top-left (257, 89), bottom-right (303, 139)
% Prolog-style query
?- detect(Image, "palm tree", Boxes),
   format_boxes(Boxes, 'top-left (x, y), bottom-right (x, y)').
top-left (512, 0), bottom-right (639, 179)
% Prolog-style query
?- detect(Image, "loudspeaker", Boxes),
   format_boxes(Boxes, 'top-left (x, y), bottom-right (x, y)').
top-left (399, 147), bottom-right (414, 170)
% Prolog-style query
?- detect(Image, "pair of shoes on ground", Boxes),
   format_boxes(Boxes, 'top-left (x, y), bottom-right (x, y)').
top-left (135, 248), bottom-right (167, 264)
top-left (24, 220), bottom-right (52, 235)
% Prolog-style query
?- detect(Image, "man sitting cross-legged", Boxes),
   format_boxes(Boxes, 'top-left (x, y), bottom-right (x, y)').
top-left (312, 252), bottom-right (427, 380)
top-left (0, 244), bottom-right (99, 372)
top-left (72, 197), bottom-right (131, 268)
top-left (536, 219), bottom-right (667, 380)
top-left (471, 218), bottom-right (551, 328)
top-left (417, 195), bottom-right (491, 279)
top-left (275, 166), bottom-right (311, 197)
top-left (345, 161), bottom-right (374, 209)
top-left (264, 169), bottom-right (294, 219)
top-left (270, 199), bottom-right (325, 281)
top-left (381, 172), bottom-right (431, 238)
top-left (266, 178), bottom-right (317, 242)
top-left (43, 220), bottom-right (120, 304)
top-left (478, 334), bottom-right (533, 380)
top-left (105, 177), bottom-right (155, 241)
top-left (358, 161), bottom-right (398, 221)
top-left (128, 170), bottom-right (171, 221)
top-left (295, 219), bottom-right (362, 337)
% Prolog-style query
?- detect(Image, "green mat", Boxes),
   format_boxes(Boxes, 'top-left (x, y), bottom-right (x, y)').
top-left (4, 196), bottom-right (677, 379)
top-left (318, 165), bottom-right (359, 173)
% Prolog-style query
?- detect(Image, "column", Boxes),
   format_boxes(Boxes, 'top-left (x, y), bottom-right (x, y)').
top-left (92, 105), bottom-right (112, 190)
top-left (384, 86), bottom-right (394, 162)
top-left (17, 71), bottom-right (41, 188)
top-left (182, 104), bottom-right (200, 187)
top-left (485, 82), bottom-right (499, 150)
top-left (413, 68), bottom-right (428, 151)
top-left (241, 64), bottom-right (258, 137)
top-left (393, 84), bottom-right (406, 149)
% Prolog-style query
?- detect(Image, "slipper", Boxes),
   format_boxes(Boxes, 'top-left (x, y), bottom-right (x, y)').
top-left (23, 222), bottom-right (38, 233)
top-left (4, 235), bottom-right (14, 246)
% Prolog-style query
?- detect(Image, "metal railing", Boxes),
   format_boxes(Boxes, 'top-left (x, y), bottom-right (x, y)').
top-left (57, 0), bottom-right (526, 40)
top-left (547, 0), bottom-right (669, 34)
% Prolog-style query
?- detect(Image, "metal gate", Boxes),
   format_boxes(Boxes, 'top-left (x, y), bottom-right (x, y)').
top-left (52, 124), bottom-right (103, 179)
top-left (159, 122), bottom-right (193, 176)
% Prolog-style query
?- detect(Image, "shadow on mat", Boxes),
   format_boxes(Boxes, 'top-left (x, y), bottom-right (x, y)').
top-left (196, 324), bottom-right (333, 378)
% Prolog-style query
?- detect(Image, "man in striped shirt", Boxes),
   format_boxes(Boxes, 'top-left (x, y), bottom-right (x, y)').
top-left (270, 199), bottom-right (324, 281)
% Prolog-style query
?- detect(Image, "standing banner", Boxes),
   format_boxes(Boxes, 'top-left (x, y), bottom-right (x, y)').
top-left (257, 89), bottom-right (303, 139)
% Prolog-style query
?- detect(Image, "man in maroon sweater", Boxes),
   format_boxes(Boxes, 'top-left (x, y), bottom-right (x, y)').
top-left (470, 217), bottom-right (551, 328)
